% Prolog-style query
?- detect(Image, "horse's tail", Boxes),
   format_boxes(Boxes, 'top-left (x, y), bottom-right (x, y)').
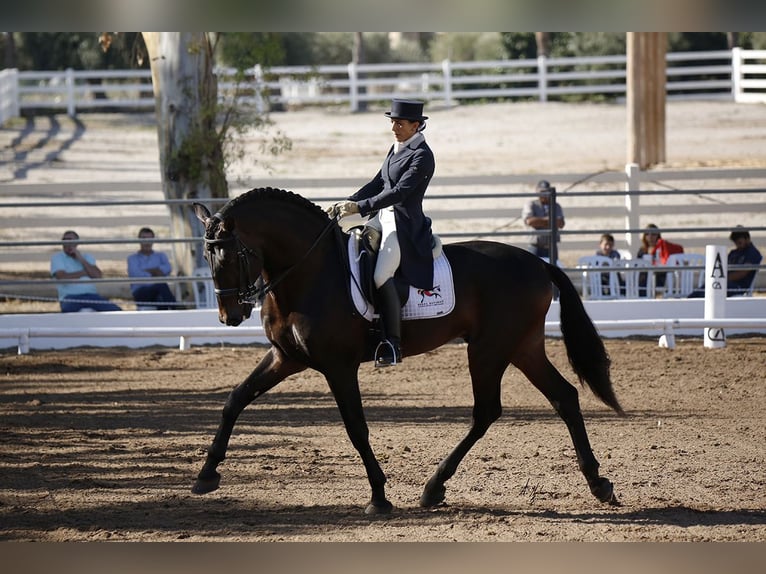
top-left (546, 263), bottom-right (624, 415)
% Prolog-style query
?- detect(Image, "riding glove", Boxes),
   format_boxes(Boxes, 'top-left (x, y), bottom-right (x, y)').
top-left (337, 200), bottom-right (360, 218)
top-left (325, 200), bottom-right (360, 219)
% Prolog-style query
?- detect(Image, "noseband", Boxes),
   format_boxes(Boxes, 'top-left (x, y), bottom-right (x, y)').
top-left (203, 232), bottom-right (263, 304)
top-left (203, 214), bottom-right (338, 305)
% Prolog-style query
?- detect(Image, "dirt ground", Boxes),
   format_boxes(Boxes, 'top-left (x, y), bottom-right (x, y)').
top-left (1, 337), bottom-right (765, 542)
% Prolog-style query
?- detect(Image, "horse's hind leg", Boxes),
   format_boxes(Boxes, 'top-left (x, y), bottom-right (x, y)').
top-left (192, 346), bottom-right (305, 495)
top-left (514, 345), bottom-right (618, 505)
top-left (421, 342), bottom-right (506, 508)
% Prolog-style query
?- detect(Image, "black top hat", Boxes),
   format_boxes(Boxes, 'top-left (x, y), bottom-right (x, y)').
top-left (384, 99), bottom-right (428, 122)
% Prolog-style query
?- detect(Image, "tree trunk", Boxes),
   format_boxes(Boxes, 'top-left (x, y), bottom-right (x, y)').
top-left (142, 32), bottom-right (228, 290)
top-left (535, 32), bottom-right (550, 57)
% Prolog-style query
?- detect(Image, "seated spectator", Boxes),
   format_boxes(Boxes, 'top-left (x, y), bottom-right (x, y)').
top-left (595, 233), bottom-right (624, 295)
top-left (635, 223), bottom-right (684, 296)
top-left (127, 227), bottom-right (178, 310)
top-left (727, 227), bottom-right (762, 295)
top-left (690, 226), bottom-right (762, 297)
top-left (50, 230), bottom-right (122, 313)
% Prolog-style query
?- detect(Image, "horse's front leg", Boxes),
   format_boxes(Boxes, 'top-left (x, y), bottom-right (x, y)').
top-left (192, 346), bottom-right (305, 495)
top-left (326, 370), bottom-right (392, 515)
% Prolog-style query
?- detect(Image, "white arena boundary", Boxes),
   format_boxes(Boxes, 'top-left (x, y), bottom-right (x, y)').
top-left (0, 298), bottom-right (764, 355)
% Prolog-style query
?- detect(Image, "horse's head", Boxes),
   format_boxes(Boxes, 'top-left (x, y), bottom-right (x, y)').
top-left (193, 203), bottom-right (260, 326)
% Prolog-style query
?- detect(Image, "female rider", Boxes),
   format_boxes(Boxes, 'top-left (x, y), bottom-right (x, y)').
top-left (328, 99), bottom-right (436, 367)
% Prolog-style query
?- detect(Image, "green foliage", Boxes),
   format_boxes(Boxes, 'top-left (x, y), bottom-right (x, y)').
top-left (499, 33), bottom-right (538, 60)
top-left (429, 33), bottom-right (506, 62)
top-left (9, 32), bottom-right (147, 70)
top-left (216, 33), bottom-right (286, 70)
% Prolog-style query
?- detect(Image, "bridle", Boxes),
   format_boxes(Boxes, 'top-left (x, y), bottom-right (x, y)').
top-left (203, 213), bottom-right (339, 305)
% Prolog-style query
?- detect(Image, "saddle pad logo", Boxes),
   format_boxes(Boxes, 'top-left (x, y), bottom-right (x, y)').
top-left (417, 285), bottom-right (443, 306)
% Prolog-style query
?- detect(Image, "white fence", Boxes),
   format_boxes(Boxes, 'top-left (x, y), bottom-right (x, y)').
top-left (2, 49), bottom-right (766, 121)
top-left (2, 296), bottom-right (765, 354)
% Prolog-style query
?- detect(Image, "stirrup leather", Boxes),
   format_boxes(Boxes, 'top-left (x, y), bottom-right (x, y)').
top-left (374, 339), bottom-right (401, 367)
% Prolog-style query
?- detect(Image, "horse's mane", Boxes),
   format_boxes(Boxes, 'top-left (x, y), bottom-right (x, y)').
top-left (221, 187), bottom-right (331, 223)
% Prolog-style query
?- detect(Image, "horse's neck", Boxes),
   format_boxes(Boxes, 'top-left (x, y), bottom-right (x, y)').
top-left (240, 209), bottom-right (340, 284)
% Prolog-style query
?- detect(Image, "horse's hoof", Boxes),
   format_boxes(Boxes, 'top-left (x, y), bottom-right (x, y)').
top-left (364, 500), bottom-right (393, 515)
top-left (191, 472), bottom-right (221, 495)
top-left (419, 484), bottom-right (446, 508)
top-left (591, 478), bottom-right (620, 506)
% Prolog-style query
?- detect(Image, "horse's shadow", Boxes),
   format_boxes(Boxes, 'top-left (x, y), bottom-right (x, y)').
top-left (3, 496), bottom-right (764, 541)
top-left (450, 504), bottom-right (766, 529)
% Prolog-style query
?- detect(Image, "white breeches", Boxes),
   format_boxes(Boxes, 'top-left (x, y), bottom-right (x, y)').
top-left (368, 209), bottom-right (400, 288)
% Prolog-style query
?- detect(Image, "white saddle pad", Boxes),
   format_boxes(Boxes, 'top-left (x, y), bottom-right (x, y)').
top-left (347, 235), bottom-right (455, 322)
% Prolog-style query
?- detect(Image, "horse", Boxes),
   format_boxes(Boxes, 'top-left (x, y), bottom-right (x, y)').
top-left (191, 187), bottom-right (624, 515)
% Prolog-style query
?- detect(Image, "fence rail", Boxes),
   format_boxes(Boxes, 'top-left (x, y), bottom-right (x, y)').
top-left (2, 49), bottom-right (765, 121)
top-left (1, 165), bottom-right (765, 308)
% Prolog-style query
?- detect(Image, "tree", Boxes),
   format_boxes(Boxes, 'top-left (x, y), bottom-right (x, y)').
top-left (139, 33), bottom-right (227, 286)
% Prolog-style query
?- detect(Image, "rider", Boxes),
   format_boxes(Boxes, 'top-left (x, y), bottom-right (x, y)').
top-left (327, 99), bottom-right (436, 367)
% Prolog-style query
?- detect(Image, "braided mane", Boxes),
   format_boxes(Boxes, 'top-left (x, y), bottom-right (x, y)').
top-left (221, 187), bottom-right (330, 222)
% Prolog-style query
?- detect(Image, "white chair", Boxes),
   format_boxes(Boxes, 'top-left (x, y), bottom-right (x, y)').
top-left (621, 259), bottom-right (651, 299)
top-left (617, 249), bottom-right (633, 261)
top-left (577, 255), bottom-right (623, 299)
top-left (664, 253), bottom-right (705, 298)
top-left (192, 266), bottom-right (217, 309)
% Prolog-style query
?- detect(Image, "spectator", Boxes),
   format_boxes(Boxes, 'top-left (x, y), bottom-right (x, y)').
top-left (727, 227), bottom-right (762, 295)
top-left (127, 227), bottom-right (178, 310)
top-left (595, 233), bottom-right (624, 295)
top-left (522, 180), bottom-right (565, 260)
top-left (635, 223), bottom-right (684, 296)
top-left (596, 233), bottom-right (621, 261)
top-left (690, 226), bottom-right (762, 297)
top-left (50, 230), bottom-right (122, 312)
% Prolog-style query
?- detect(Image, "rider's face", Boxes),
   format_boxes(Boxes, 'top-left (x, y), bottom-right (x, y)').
top-left (390, 118), bottom-right (419, 142)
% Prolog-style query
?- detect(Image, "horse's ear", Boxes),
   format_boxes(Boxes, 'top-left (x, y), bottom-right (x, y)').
top-left (193, 203), bottom-right (211, 224)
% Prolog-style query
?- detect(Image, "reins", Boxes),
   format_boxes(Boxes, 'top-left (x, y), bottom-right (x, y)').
top-left (204, 213), bottom-right (340, 304)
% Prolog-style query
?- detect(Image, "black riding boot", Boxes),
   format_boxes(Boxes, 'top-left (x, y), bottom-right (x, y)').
top-left (375, 278), bottom-right (402, 367)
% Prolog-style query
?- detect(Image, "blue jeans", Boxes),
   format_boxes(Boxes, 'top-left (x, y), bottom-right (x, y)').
top-left (60, 293), bottom-right (122, 313)
top-left (132, 283), bottom-right (177, 310)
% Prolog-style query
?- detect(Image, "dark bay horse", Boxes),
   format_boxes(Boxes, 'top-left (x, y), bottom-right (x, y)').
top-left (191, 187), bottom-right (624, 514)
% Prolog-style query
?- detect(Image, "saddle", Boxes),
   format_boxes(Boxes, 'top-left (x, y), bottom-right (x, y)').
top-left (349, 225), bottom-right (409, 308)
top-left (347, 226), bottom-right (455, 323)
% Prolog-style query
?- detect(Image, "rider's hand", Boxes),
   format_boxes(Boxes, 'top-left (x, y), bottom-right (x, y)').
top-left (325, 201), bottom-right (344, 218)
top-left (337, 201), bottom-right (360, 218)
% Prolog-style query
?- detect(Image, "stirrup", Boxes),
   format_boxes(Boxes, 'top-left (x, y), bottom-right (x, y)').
top-left (374, 339), bottom-right (401, 368)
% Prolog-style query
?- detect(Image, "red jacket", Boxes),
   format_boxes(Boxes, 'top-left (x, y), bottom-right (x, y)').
top-left (652, 238), bottom-right (684, 264)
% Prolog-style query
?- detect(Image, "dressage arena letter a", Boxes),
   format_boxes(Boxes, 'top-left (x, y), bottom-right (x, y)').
top-left (710, 252), bottom-right (725, 283)
top-left (704, 245), bottom-right (727, 349)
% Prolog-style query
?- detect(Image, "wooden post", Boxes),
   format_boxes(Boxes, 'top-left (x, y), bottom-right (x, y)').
top-left (627, 33), bottom-right (666, 169)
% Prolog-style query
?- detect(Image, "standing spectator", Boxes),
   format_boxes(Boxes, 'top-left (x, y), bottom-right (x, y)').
top-left (635, 223), bottom-right (684, 296)
top-left (50, 230), bottom-right (122, 312)
top-left (127, 227), bottom-right (177, 310)
top-left (727, 226), bottom-right (762, 295)
top-left (522, 180), bottom-right (565, 260)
